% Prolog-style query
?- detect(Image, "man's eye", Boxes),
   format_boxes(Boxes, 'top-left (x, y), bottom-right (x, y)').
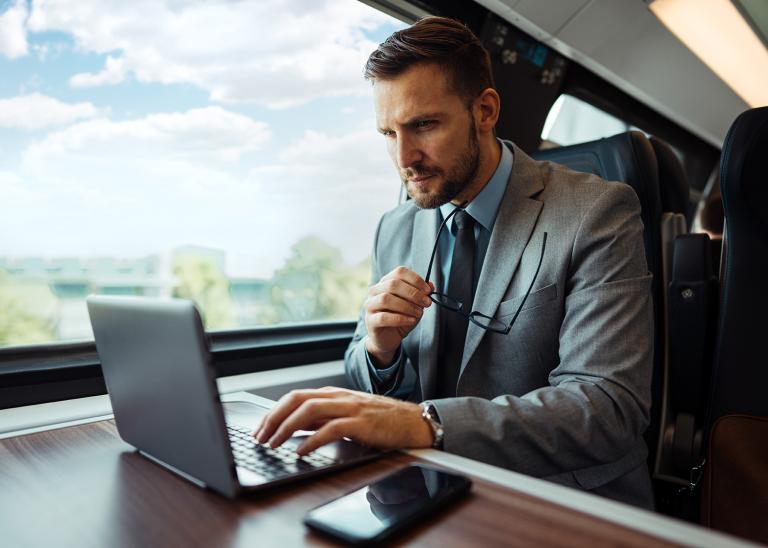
top-left (415, 120), bottom-right (435, 129)
top-left (381, 130), bottom-right (395, 138)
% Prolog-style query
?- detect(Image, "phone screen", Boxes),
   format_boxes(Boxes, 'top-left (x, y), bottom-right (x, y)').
top-left (304, 464), bottom-right (471, 545)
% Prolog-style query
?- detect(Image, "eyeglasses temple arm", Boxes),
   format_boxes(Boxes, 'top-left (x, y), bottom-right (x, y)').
top-left (424, 202), bottom-right (467, 284)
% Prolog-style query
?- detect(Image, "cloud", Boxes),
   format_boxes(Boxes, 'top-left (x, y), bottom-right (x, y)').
top-left (3, 108), bottom-right (399, 277)
top-left (70, 55), bottom-right (127, 87)
top-left (0, 170), bottom-right (24, 190)
top-left (0, 93), bottom-right (102, 130)
top-left (0, 0), bottom-right (28, 59)
top-left (23, 106), bottom-right (271, 169)
top-left (247, 123), bottom-right (401, 267)
top-left (0, 170), bottom-right (43, 210)
top-left (2, 106), bottom-right (272, 262)
top-left (0, 1), bottom-right (406, 278)
top-left (27, 0), bottom-right (397, 108)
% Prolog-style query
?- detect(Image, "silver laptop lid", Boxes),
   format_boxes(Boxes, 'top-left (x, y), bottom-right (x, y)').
top-left (87, 295), bottom-right (238, 497)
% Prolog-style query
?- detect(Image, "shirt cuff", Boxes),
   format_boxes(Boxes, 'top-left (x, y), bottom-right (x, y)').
top-left (365, 345), bottom-right (403, 386)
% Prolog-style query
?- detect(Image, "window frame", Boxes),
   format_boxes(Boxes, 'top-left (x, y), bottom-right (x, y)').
top-left (0, 321), bottom-right (356, 410)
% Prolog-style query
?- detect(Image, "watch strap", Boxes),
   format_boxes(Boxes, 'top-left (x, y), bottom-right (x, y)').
top-left (419, 401), bottom-right (444, 449)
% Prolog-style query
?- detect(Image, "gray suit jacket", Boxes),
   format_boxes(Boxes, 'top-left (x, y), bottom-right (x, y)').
top-left (345, 143), bottom-right (654, 508)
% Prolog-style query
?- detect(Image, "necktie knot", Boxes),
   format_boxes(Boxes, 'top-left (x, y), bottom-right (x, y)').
top-left (453, 210), bottom-right (475, 232)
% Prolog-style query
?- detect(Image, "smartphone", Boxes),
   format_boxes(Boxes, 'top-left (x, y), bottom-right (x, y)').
top-left (303, 464), bottom-right (472, 545)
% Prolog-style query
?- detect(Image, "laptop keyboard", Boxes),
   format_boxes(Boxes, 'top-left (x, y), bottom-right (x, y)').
top-left (227, 424), bottom-right (337, 480)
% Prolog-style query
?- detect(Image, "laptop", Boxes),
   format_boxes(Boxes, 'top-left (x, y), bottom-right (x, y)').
top-left (87, 295), bottom-right (381, 498)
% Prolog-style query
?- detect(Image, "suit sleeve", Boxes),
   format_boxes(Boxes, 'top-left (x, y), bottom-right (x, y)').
top-left (344, 215), bottom-right (413, 396)
top-left (430, 184), bottom-right (654, 479)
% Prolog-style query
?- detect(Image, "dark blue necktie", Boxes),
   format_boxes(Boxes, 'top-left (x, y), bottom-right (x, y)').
top-left (437, 210), bottom-right (476, 398)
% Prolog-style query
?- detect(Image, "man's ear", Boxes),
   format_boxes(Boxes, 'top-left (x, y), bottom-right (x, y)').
top-left (474, 88), bottom-right (501, 134)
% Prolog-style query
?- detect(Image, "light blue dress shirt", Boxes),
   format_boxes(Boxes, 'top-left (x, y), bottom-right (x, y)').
top-left (436, 139), bottom-right (513, 295)
top-left (367, 140), bottom-right (514, 386)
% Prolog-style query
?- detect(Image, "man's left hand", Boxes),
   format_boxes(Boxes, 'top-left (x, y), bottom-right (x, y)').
top-left (254, 387), bottom-right (434, 455)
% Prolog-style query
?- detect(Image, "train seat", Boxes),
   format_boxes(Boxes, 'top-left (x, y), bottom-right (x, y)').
top-left (708, 106), bottom-right (768, 423)
top-left (702, 106), bottom-right (768, 543)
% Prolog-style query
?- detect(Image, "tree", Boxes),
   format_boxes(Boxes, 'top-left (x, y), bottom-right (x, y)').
top-left (172, 254), bottom-right (236, 329)
top-left (267, 236), bottom-right (370, 323)
top-left (0, 270), bottom-right (58, 346)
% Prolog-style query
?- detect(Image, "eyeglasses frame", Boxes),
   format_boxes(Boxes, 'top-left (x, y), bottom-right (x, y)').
top-left (423, 203), bottom-right (548, 335)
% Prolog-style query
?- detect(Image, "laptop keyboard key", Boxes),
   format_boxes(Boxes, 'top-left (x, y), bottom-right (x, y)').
top-left (226, 425), bottom-right (338, 480)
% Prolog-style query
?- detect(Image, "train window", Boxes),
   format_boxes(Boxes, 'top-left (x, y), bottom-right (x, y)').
top-left (541, 94), bottom-right (638, 148)
top-left (0, 0), bottom-right (406, 349)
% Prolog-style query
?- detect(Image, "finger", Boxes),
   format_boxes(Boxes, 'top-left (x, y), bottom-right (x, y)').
top-left (369, 278), bottom-right (432, 309)
top-left (380, 266), bottom-right (431, 295)
top-left (254, 415), bottom-right (266, 439)
top-left (255, 389), bottom-right (344, 443)
top-left (295, 418), bottom-right (361, 456)
top-left (255, 387), bottom-right (350, 440)
top-left (267, 398), bottom-right (358, 448)
top-left (366, 292), bottom-right (425, 319)
top-left (367, 311), bottom-right (418, 329)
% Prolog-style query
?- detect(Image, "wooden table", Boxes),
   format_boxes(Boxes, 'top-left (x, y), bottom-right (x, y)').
top-left (0, 394), bottom-right (752, 548)
top-left (0, 422), bottom-right (663, 547)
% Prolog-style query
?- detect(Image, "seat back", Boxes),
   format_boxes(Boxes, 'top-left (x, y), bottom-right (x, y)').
top-left (649, 138), bottom-right (689, 322)
top-left (650, 137), bottom-right (690, 216)
top-left (703, 109), bottom-right (768, 540)
top-left (708, 106), bottom-right (768, 424)
top-left (533, 131), bottom-right (665, 470)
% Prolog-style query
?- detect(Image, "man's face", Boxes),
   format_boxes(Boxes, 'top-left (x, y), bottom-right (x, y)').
top-left (373, 63), bottom-right (480, 209)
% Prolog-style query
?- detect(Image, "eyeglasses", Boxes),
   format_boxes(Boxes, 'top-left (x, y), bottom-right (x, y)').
top-left (424, 204), bottom-right (547, 335)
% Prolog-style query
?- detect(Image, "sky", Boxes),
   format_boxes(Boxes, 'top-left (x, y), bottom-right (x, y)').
top-left (0, 0), bottom-right (406, 277)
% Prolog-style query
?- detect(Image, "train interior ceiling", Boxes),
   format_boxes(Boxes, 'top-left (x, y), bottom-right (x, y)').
top-left (373, 0), bottom-right (768, 534)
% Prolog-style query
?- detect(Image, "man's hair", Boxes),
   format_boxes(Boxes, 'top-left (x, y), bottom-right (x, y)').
top-left (364, 16), bottom-right (495, 106)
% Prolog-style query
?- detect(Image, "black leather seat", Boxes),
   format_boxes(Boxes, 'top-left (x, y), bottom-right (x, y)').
top-left (698, 107), bottom-right (768, 541)
top-left (708, 106), bottom-right (768, 424)
top-left (650, 137), bottom-right (690, 216)
top-left (533, 131), bottom-right (665, 471)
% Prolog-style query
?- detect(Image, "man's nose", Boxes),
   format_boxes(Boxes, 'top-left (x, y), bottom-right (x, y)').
top-left (395, 134), bottom-right (422, 170)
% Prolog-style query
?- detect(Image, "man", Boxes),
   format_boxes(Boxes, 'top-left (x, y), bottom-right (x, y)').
top-left (256, 17), bottom-right (654, 508)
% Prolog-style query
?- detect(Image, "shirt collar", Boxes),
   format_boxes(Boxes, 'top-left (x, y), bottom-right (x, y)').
top-left (439, 139), bottom-right (513, 233)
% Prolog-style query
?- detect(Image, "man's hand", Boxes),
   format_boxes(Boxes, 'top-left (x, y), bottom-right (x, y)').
top-left (254, 387), bottom-right (434, 456)
top-left (365, 266), bottom-right (433, 366)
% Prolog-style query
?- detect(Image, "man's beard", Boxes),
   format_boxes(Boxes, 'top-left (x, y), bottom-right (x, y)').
top-left (401, 120), bottom-right (480, 209)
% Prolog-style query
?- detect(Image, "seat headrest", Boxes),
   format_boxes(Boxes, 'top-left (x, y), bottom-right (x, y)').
top-left (650, 137), bottom-right (689, 214)
top-left (532, 130), bottom-right (658, 190)
top-left (532, 131), bottom-right (661, 222)
top-left (720, 107), bottom-right (768, 233)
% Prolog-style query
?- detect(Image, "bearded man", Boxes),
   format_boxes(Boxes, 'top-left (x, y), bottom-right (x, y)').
top-left (256, 16), bottom-right (654, 509)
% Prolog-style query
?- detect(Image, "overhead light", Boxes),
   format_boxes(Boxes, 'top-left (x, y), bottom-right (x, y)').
top-left (649, 0), bottom-right (768, 107)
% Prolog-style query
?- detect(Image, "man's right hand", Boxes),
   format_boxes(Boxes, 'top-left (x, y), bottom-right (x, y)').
top-left (364, 266), bottom-right (433, 367)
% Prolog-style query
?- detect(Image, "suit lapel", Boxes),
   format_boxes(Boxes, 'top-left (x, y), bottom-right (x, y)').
top-left (410, 207), bottom-right (441, 400)
top-left (460, 144), bottom-right (545, 375)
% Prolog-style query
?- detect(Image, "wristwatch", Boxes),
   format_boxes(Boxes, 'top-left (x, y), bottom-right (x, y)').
top-left (419, 401), bottom-right (444, 449)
